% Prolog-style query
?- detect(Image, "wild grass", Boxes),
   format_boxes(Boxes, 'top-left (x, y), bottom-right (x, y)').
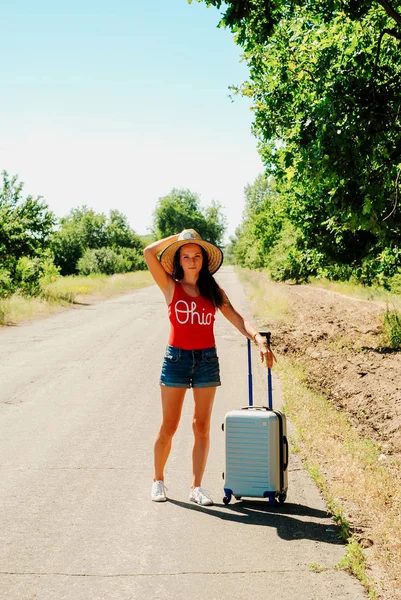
top-left (0, 295), bottom-right (65, 326)
top-left (278, 358), bottom-right (400, 597)
top-left (383, 308), bottom-right (401, 350)
top-left (337, 541), bottom-right (378, 598)
top-left (42, 271), bottom-right (153, 302)
top-left (0, 271), bottom-right (153, 325)
top-left (309, 277), bottom-right (401, 309)
top-left (237, 267), bottom-right (292, 325)
top-left (238, 268), bottom-right (401, 598)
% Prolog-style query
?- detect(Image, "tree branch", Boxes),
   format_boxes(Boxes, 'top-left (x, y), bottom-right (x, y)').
top-left (375, 0), bottom-right (401, 25)
top-left (371, 28), bottom-right (400, 103)
top-left (383, 166), bottom-right (400, 221)
top-left (300, 68), bottom-right (317, 84)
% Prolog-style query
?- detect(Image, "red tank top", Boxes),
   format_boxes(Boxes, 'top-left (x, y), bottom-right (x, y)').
top-left (168, 283), bottom-right (216, 350)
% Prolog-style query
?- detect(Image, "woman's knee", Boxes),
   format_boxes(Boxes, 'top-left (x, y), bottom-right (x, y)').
top-left (192, 417), bottom-right (210, 438)
top-left (160, 418), bottom-right (180, 439)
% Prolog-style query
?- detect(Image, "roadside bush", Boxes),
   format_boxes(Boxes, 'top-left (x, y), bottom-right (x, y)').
top-left (0, 268), bottom-right (14, 298)
top-left (39, 259), bottom-right (61, 288)
top-left (15, 257), bottom-right (45, 296)
top-left (118, 247), bottom-right (147, 271)
top-left (319, 263), bottom-right (354, 282)
top-left (77, 246), bottom-right (147, 275)
top-left (383, 308), bottom-right (401, 350)
top-left (270, 245), bottom-right (323, 284)
top-left (388, 273), bottom-right (401, 295)
top-left (14, 256), bottom-right (58, 297)
top-left (0, 269), bottom-right (15, 298)
top-left (0, 303), bottom-right (7, 325)
top-left (77, 247), bottom-right (127, 276)
top-left (355, 247), bottom-right (401, 287)
top-left (1, 258), bottom-right (60, 299)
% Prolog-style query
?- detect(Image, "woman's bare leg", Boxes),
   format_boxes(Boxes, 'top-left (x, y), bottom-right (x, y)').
top-left (154, 386), bottom-right (186, 481)
top-left (191, 387), bottom-right (216, 488)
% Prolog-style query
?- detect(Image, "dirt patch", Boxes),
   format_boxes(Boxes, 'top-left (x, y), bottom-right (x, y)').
top-left (272, 284), bottom-right (401, 456)
top-left (241, 274), bottom-right (401, 598)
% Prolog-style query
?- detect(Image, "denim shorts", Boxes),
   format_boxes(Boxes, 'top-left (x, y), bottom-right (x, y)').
top-left (160, 345), bottom-right (221, 389)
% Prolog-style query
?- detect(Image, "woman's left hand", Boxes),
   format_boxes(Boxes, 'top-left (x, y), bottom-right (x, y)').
top-left (256, 339), bottom-right (277, 368)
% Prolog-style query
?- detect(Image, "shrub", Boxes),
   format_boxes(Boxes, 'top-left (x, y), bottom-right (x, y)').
top-left (320, 263), bottom-right (354, 282)
top-left (388, 273), bottom-right (401, 295)
top-left (118, 247), bottom-right (147, 271)
top-left (13, 256), bottom-right (59, 297)
top-left (355, 247), bottom-right (401, 287)
top-left (39, 259), bottom-right (61, 288)
top-left (0, 269), bottom-right (15, 298)
top-left (383, 308), bottom-right (401, 350)
top-left (77, 247), bottom-right (127, 276)
top-left (270, 246), bottom-right (322, 283)
top-left (15, 257), bottom-right (44, 296)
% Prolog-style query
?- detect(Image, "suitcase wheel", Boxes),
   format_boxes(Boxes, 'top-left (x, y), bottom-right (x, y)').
top-left (278, 492), bottom-right (287, 504)
top-left (223, 494), bottom-right (231, 505)
top-left (234, 496), bottom-right (242, 501)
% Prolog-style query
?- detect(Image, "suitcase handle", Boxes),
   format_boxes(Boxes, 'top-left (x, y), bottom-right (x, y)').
top-left (241, 406), bottom-right (271, 411)
top-left (283, 436), bottom-right (289, 471)
top-left (247, 331), bottom-right (272, 409)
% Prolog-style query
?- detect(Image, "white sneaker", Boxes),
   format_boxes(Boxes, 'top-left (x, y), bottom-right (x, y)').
top-left (189, 486), bottom-right (214, 506)
top-left (151, 480), bottom-right (167, 502)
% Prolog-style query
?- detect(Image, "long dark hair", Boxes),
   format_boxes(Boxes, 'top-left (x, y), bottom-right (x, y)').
top-left (172, 246), bottom-right (224, 308)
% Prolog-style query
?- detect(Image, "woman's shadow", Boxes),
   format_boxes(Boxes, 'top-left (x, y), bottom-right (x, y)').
top-left (167, 498), bottom-right (343, 545)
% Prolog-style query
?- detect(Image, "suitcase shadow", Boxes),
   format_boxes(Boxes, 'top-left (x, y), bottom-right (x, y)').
top-left (167, 499), bottom-right (343, 545)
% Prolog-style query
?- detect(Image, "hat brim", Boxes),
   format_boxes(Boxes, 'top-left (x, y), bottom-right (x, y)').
top-left (159, 239), bottom-right (224, 275)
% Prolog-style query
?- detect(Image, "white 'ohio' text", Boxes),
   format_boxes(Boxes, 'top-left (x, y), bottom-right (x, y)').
top-left (174, 300), bottom-right (213, 325)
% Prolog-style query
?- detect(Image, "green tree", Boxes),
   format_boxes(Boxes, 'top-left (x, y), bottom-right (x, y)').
top-left (52, 206), bottom-right (107, 275)
top-left (106, 209), bottom-right (144, 251)
top-left (0, 171), bottom-right (56, 295)
top-left (233, 174), bottom-right (283, 269)
top-left (191, 1), bottom-right (401, 47)
top-left (52, 207), bottom-right (144, 275)
top-left (153, 188), bottom-right (226, 246)
top-left (193, 0), bottom-right (401, 282)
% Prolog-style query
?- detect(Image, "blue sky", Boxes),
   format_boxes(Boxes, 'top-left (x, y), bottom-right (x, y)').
top-left (0, 0), bottom-right (264, 240)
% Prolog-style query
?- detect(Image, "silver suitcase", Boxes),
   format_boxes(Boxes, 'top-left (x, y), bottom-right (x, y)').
top-left (222, 333), bottom-right (288, 506)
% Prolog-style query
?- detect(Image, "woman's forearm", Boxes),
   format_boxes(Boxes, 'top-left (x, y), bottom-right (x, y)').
top-left (221, 303), bottom-right (259, 341)
top-left (243, 320), bottom-right (261, 341)
top-left (220, 300), bottom-right (267, 346)
top-left (144, 233), bottom-right (180, 257)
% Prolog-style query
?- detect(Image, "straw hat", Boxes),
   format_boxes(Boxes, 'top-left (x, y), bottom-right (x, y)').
top-left (159, 229), bottom-right (224, 275)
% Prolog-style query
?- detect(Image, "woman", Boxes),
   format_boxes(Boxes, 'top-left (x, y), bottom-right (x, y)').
top-left (144, 229), bottom-right (276, 506)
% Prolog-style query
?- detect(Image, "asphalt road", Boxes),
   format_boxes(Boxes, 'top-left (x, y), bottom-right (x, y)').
top-left (0, 267), bottom-right (367, 599)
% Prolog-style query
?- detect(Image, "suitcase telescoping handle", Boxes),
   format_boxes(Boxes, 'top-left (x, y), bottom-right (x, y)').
top-left (247, 331), bottom-right (273, 409)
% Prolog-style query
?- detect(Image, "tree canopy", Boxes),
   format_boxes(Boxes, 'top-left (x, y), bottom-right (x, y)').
top-left (52, 206), bottom-right (145, 276)
top-left (153, 188), bottom-right (226, 246)
top-left (193, 0), bottom-right (401, 284)
top-left (0, 171), bottom-right (56, 295)
top-left (0, 171), bottom-right (56, 271)
top-left (192, 1), bottom-right (401, 48)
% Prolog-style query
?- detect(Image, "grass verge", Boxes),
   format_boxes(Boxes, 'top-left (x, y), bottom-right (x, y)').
top-left (43, 271), bottom-right (153, 301)
top-left (236, 267), bottom-right (292, 325)
top-left (238, 268), bottom-right (401, 599)
top-left (309, 277), bottom-right (401, 310)
top-left (279, 359), bottom-right (382, 596)
top-left (383, 307), bottom-right (401, 350)
top-left (0, 271), bottom-right (153, 326)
